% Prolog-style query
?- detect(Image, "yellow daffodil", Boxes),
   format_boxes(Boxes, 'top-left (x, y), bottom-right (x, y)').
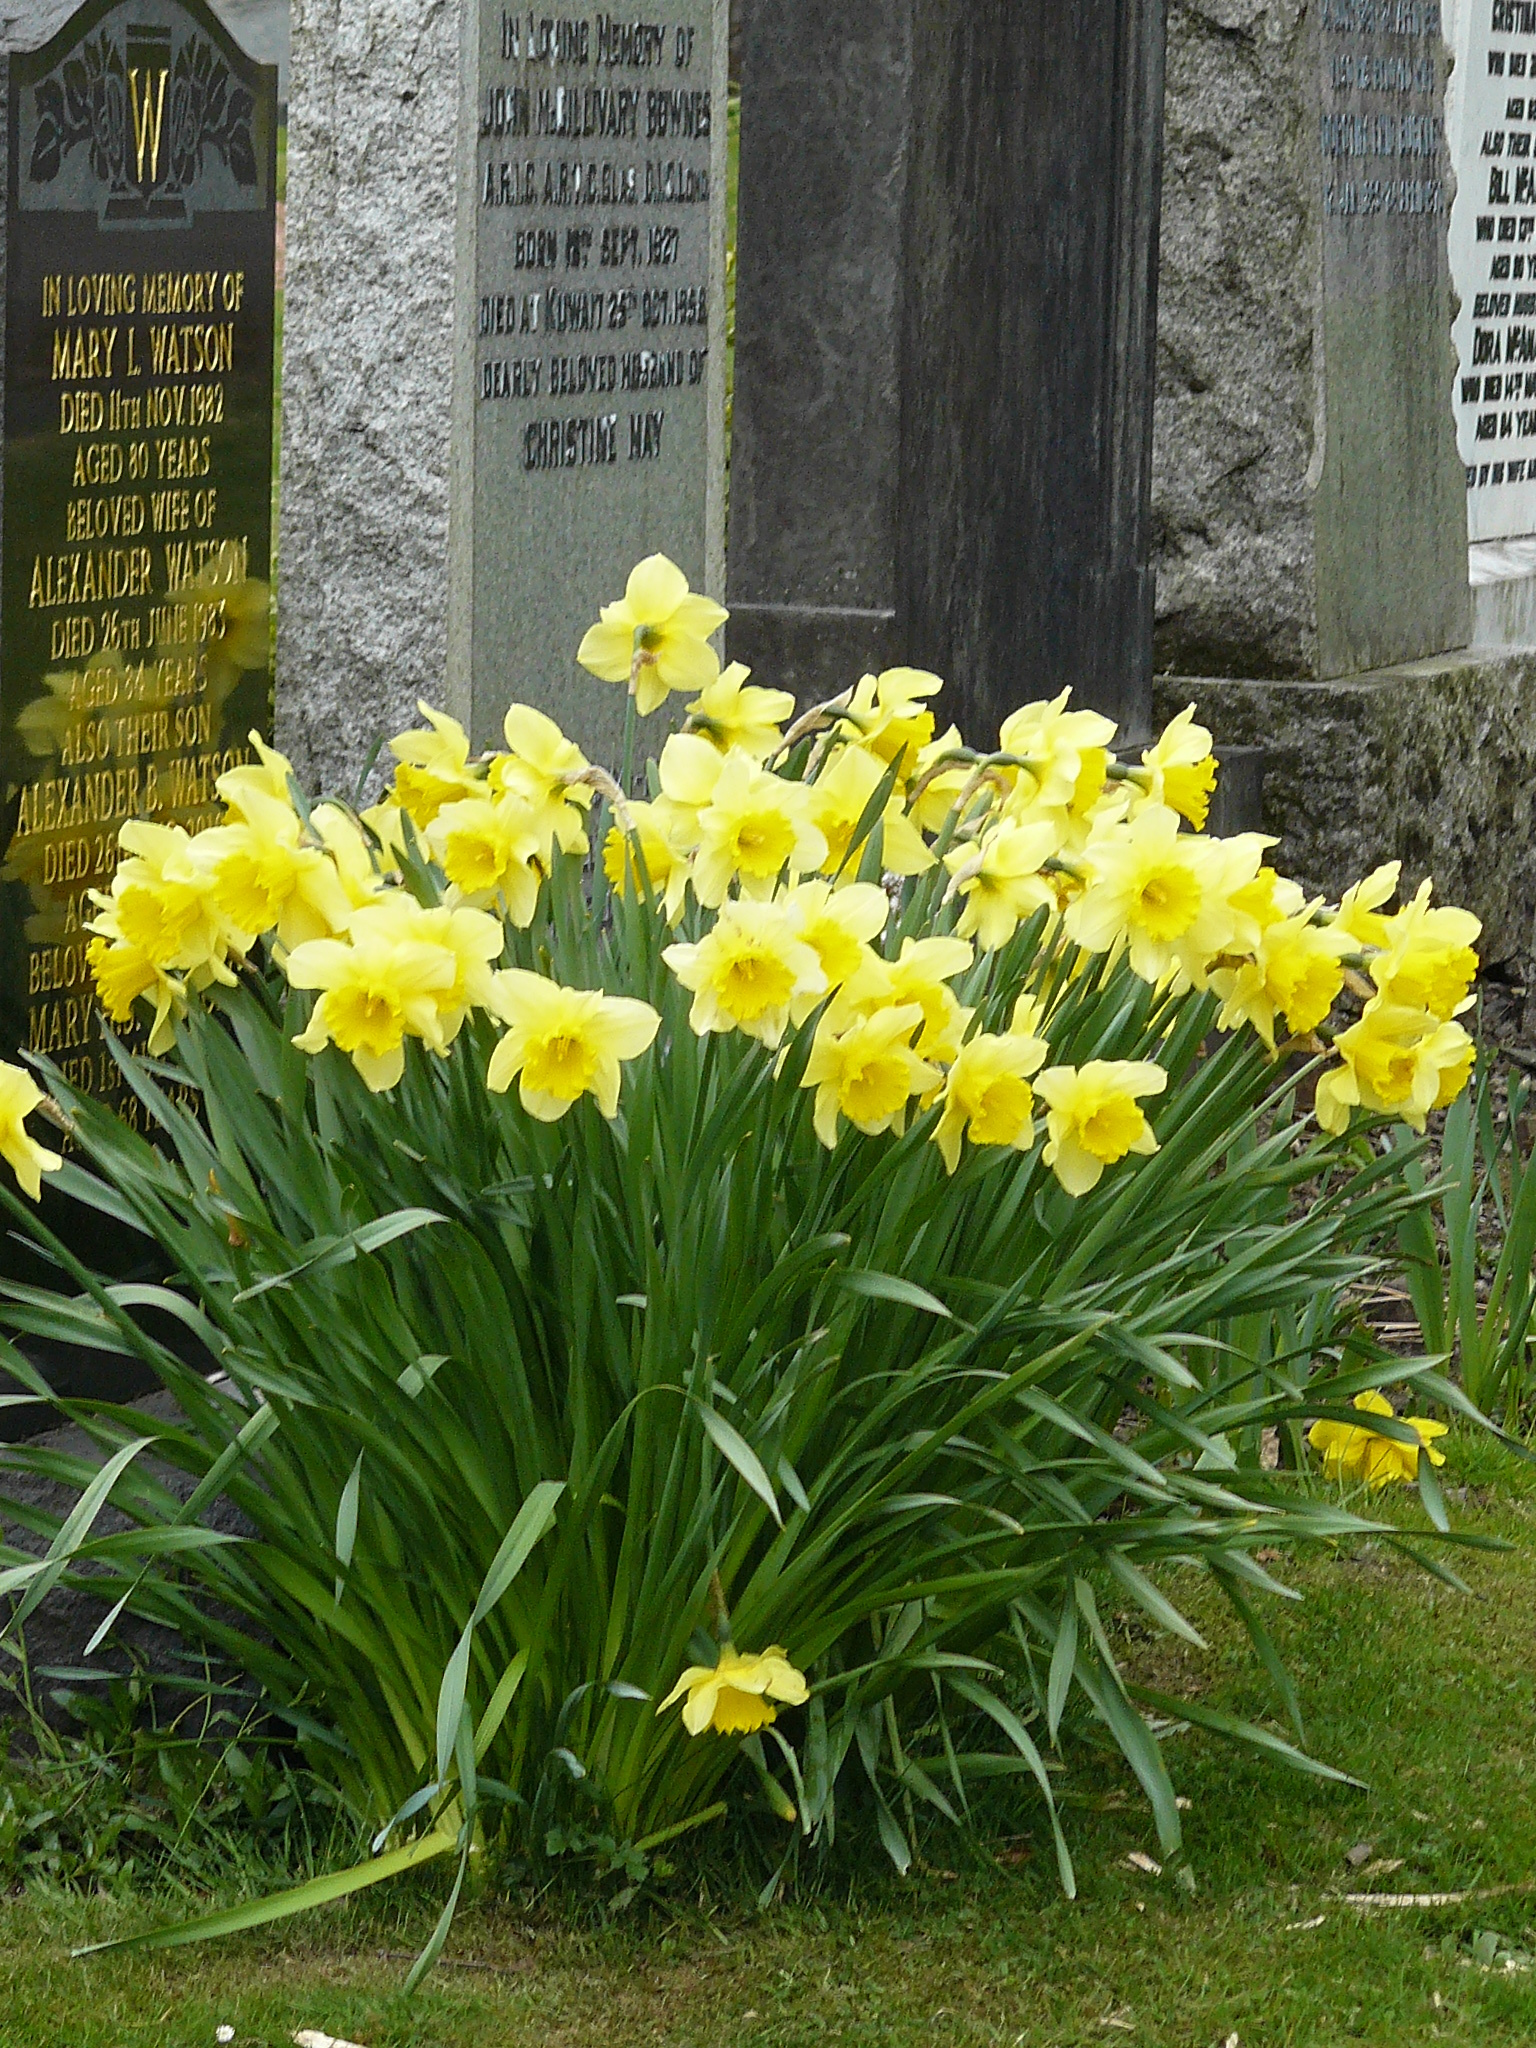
top-left (1225, 866), bottom-right (1305, 949)
top-left (216, 732), bottom-right (301, 827)
top-left (692, 753), bottom-right (828, 908)
top-left (663, 899), bottom-right (827, 1047)
top-left (998, 691), bottom-right (1119, 810)
top-left (838, 668), bottom-right (943, 773)
top-left (1035, 1060), bottom-right (1169, 1196)
top-left (1334, 862), bottom-right (1401, 950)
top-left (809, 743), bottom-right (935, 878)
top-left (932, 1022), bottom-right (1050, 1174)
top-left (485, 970), bottom-right (659, 1120)
top-left (1314, 999), bottom-right (1476, 1136)
top-left (603, 799), bottom-right (690, 919)
top-left (658, 1645), bottom-right (809, 1737)
top-left (577, 553), bottom-right (728, 715)
top-left (801, 1003), bottom-right (941, 1149)
top-left (835, 936), bottom-right (975, 1063)
top-left (652, 730), bottom-right (728, 860)
top-left (1308, 1390), bottom-right (1448, 1490)
top-left (363, 895), bottom-right (504, 1045)
top-left (944, 818), bottom-right (1059, 952)
top-left (428, 793), bottom-right (544, 925)
top-left (198, 787), bottom-right (357, 951)
top-left (90, 821), bottom-right (244, 983)
top-left (1066, 807), bottom-right (1257, 986)
top-left (686, 663), bottom-right (796, 760)
top-left (488, 705), bottom-right (594, 860)
top-left (1212, 910), bottom-right (1355, 1050)
top-left (908, 725), bottom-right (974, 834)
top-left (311, 802), bottom-right (387, 908)
top-left (1370, 880), bottom-right (1482, 1021)
top-left (783, 880), bottom-right (891, 993)
top-left (285, 894), bottom-right (499, 1091)
top-left (0, 1063), bottom-right (62, 1201)
top-left (389, 704), bottom-right (484, 828)
top-left (1137, 705), bottom-right (1218, 829)
top-left (87, 934), bottom-right (186, 1054)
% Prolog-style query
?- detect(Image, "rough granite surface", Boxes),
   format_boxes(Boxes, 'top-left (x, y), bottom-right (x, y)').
top-left (1153, 0), bottom-right (1320, 680)
top-left (275, 0), bottom-right (461, 799)
top-left (1156, 652), bottom-right (1536, 962)
top-left (1154, 0), bottom-right (1468, 680)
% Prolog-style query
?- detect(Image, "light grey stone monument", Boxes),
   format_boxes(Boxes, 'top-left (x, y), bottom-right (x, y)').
top-left (277, 1), bottom-right (727, 794)
top-left (1153, 0), bottom-right (1536, 962)
top-left (1156, 0), bottom-right (1469, 684)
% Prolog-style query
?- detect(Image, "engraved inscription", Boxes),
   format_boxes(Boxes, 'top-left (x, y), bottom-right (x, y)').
top-left (1449, 0), bottom-right (1536, 527)
top-left (475, 7), bottom-right (710, 481)
top-left (2, 2), bottom-right (277, 1123)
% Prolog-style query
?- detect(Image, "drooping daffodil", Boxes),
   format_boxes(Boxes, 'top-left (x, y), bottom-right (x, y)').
top-left (658, 1645), bottom-right (809, 1737)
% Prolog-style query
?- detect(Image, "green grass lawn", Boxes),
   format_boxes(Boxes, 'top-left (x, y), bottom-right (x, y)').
top-left (6, 1442), bottom-right (1536, 2048)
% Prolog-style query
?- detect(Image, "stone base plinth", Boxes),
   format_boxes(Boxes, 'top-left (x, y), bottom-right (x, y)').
top-left (1471, 542), bottom-right (1536, 651)
top-left (1157, 650), bottom-right (1536, 963)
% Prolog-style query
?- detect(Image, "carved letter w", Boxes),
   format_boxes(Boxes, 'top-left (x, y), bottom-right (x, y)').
top-left (129, 68), bottom-right (168, 184)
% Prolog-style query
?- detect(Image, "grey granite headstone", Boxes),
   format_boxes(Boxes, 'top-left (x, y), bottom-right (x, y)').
top-left (1155, 0), bottom-right (1470, 682)
top-left (728, 0), bottom-right (1167, 744)
top-left (278, 2), bottom-right (727, 795)
top-left (448, 2), bottom-right (728, 767)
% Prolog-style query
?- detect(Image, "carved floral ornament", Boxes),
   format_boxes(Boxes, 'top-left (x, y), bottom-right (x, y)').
top-left (28, 27), bottom-right (257, 198)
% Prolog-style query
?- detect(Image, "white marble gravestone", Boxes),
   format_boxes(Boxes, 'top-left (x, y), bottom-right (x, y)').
top-left (1447, 0), bottom-right (1536, 542)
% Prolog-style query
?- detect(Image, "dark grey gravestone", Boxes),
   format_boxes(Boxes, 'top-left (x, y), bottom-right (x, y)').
top-left (0, 0), bottom-right (276, 1405)
top-left (728, 0), bottom-right (1167, 744)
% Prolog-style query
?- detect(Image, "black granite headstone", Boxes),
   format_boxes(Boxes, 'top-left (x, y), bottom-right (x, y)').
top-left (728, 0), bottom-right (1166, 745)
top-left (0, 0), bottom-right (276, 1368)
top-left (0, 0), bottom-right (276, 1101)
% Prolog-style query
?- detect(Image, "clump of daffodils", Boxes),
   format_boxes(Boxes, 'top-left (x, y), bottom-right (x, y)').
top-left (75, 552), bottom-right (1479, 1192)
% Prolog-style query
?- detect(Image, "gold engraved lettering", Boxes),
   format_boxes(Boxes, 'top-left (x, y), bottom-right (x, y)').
top-left (28, 549), bottom-right (153, 609)
top-left (147, 323), bottom-right (234, 376)
top-left (51, 327), bottom-right (119, 381)
top-left (129, 68), bottom-right (169, 183)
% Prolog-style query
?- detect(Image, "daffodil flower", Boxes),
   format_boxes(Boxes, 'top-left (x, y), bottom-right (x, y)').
top-left (801, 1003), bottom-right (942, 1149)
top-left (783, 880), bottom-right (891, 997)
top-left (484, 970), bottom-right (659, 1120)
top-left (945, 818), bottom-right (1059, 952)
top-left (1315, 999), bottom-right (1475, 1136)
top-left (577, 554), bottom-right (728, 715)
top-left (997, 691), bottom-right (1118, 811)
top-left (691, 753), bottom-right (828, 907)
top-left (658, 1645), bottom-right (809, 1737)
top-left (1308, 1390), bottom-right (1448, 1490)
top-left (1369, 881), bottom-right (1482, 1022)
top-left (686, 664), bottom-right (796, 760)
top-left (428, 793), bottom-right (544, 925)
top-left (664, 900), bottom-right (827, 1047)
top-left (388, 704), bottom-right (484, 829)
top-left (1035, 1060), bottom-right (1168, 1196)
top-left (933, 1026), bottom-right (1049, 1175)
top-left (0, 1063), bottom-right (63, 1201)
top-left (1135, 704), bottom-right (1219, 830)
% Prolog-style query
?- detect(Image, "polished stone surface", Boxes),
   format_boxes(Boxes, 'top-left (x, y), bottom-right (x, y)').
top-left (729, 0), bottom-right (1166, 745)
